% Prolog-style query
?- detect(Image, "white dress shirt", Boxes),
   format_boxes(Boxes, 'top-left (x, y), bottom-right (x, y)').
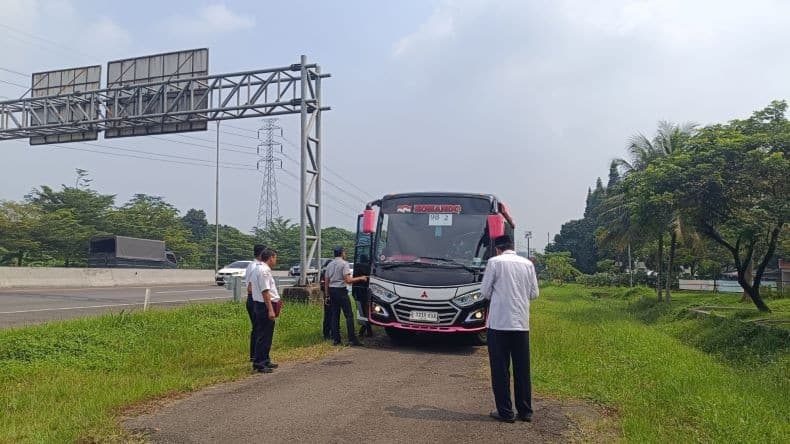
top-left (480, 250), bottom-right (539, 331)
top-left (251, 262), bottom-right (280, 303)
top-left (243, 259), bottom-right (260, 290)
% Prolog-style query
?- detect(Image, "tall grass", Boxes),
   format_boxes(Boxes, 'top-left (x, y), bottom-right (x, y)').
top-left (0, 302), bottom-right (332, 443)
top-left (533, 284), bottom-right (789, 442)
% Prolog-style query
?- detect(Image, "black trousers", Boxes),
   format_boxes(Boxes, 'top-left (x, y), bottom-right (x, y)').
top-left (329, 287), bottom-right (357, 344)
top-left (253, 301), bottom-right (276, 366)
top-left (487, 329), bottom-right (532, 419)
top-left (352, 287), bottom-right (372, 336)
top-left (322, 291), bottom-right (333, 339)
top-left (246, 293), bottom-right (255, 361)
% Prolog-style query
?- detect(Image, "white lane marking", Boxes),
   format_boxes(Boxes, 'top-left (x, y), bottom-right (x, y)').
top-left (0, 285), bottom-right (215, 294)
top-left (0, 296), bottom-right (231, 315)
top-left (153, 289), bottom-right (223, 294)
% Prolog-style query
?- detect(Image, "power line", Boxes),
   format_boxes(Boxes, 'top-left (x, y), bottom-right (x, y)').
top-left (159, 131), bottom-right (370, 208)
top-left (79, 141), bottom-right (254, 168)
top-left (15, 140), bottom-right (255, 171)
top-left (0, 78), bottom-right (27, 89)
top-left (11, 141), bottom-right (360, 219)
top-left (0, 22), bottom-right (94, 60)
top-left (0, 66), bottom-right (28, 77)
top-left (280, 135), bottom-right (376, 200)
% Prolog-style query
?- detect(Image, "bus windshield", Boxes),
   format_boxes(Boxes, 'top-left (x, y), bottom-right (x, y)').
top-left (376, 212), bottom-right (490, 268)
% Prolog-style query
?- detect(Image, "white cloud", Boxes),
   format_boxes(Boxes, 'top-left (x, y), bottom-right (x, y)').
top-left (392, 0), bottom-right (491, 58)
top-left (166, 3), bottom-right (255, 35)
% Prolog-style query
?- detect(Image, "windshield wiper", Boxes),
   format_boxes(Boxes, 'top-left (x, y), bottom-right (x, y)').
top-left (415, 256), bottom-right (480, 273)
top-left (378, 261), bottom-right (424, 269)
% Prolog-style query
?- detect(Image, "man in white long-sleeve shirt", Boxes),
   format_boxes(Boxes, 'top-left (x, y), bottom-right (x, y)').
top-left (480, 234), bottom-right (539, 423)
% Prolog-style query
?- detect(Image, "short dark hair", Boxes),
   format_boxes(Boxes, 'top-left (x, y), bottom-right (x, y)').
top-left (494, 235), bottom-right (514, 251)
top-left (333, 246), bottom-right (345, 257)
top-left (253, 244), bottom-right (266, 258)
top-left (261, 248), bottom-right (277, 261)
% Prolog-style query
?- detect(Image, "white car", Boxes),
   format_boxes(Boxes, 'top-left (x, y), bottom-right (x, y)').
top-left (215, 260), bottom-right (253, 286)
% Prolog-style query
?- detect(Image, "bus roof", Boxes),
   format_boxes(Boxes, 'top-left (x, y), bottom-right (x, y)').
top-left (371, 192), bottom-right (515, 228)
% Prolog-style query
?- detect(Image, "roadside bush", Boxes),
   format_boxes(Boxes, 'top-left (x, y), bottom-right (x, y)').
top-left (577, 271), bottom-right (665, 288)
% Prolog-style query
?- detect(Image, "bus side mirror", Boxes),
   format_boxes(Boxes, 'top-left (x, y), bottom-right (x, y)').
top-left (487, 214), bottom-right (505, 239)
top-left (362, 209), bottom-right (376, 234)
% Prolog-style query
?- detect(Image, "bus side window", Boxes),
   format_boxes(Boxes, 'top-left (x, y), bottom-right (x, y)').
top-left (376, 214), bottom-right (389, 258)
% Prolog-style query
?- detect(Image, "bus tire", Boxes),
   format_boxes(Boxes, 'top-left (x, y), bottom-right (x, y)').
top-left (385, 327), bottom-right (407, 344)
top-left (470, 330), bottom-right (487, 346)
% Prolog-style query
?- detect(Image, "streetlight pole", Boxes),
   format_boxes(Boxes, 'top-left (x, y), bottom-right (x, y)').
top-left (215, 120), bottom-right (220, 272)
top-left (525, 231), bottom-right (532, 258)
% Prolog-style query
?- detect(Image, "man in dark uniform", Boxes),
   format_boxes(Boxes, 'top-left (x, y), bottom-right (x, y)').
top-left (324, 246), bottom-right (368, 346)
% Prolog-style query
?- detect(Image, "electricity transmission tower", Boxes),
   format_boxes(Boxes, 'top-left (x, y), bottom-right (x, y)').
top-left (256, 118), bottom-right (283, 231)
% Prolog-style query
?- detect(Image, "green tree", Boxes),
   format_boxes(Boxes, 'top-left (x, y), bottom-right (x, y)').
top-left (603, 121), bottom-right (696, 301)
top-left (32, 209), bottom-right (94, 267)
top-left (26, 183), bottom-right (115, 233)
top-left (538, 251), bottom-right (581, 285)
top-left (0, 201), bottom-right (40, 266)
top-left (321, 226), bottom-right (356, 260)
top-left (254, 218), bottom-right (300, 269)
top-left (108, 194), bottom-right (200, 268)
top-left (674, 101), bottom-right (789, 312)
top-left (182, 209), bottom-right (210, 242)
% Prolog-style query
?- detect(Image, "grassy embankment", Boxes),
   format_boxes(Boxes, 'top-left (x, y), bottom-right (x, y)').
top-left (0, 302), bottom-right (333, 443)
top-left (1, 286), bottom-right (788, 442)
top-left (531, 285), bottom-right (789, 443)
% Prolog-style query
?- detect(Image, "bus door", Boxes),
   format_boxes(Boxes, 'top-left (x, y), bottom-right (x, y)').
top-left (352, 213), bottom-right (373, 322)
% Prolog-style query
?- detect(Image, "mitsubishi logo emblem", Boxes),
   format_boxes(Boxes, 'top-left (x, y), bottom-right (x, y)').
top-left (420, 291), bottom-right (428, 298)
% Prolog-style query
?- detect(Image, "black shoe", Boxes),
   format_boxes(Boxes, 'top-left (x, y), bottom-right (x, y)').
top-left (517, 414), bottom-right (532, 422)
top-left (489, 410), bottom-right (515, 423)
top-left (332, 341), bottom-right (342, 346)
top-left (349, 340), bottom-right (362, 347)
top-left (255, 366), bottom-right (273, 373)
top-left (264, 361), bottom-right (279, 369)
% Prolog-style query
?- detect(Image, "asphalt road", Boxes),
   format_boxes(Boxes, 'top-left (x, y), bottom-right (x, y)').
top-left (0, 284), bottom-right (233, 329)
top-left (125, 336), bottom-right (596, 443)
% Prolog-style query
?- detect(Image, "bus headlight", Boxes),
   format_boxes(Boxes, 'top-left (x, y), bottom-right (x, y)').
top-left (369, 284), bottom-right (398, 303)
top-left (465, 309), bottom-right (486, 323)
top-left (371, 302), bottom-right (389, 318)
top-left (453, 290), bottom-right (483, 307)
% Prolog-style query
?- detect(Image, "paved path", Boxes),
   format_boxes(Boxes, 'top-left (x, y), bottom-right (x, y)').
top-left (0, 284), bottom-right (232, 328)
top-left (126, 337), bottom-right (591, 443)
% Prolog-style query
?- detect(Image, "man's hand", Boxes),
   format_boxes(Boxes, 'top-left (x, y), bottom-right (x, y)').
top-left (268, 309), bottom-right (276, 320)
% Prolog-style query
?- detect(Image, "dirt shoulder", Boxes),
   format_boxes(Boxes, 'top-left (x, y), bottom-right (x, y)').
top-left (125, 335), bottom-right (617, 443)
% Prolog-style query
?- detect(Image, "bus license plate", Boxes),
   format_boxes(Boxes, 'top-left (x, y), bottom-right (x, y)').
top-left (409, 310), bottom-right (438, 322)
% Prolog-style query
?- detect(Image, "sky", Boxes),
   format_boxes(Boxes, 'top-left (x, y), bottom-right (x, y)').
top-left (1, 0), bottom-right (789, 252)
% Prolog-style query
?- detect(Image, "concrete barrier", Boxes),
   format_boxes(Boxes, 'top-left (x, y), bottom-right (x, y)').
top-left (0, 267), bottom-right (215, 289)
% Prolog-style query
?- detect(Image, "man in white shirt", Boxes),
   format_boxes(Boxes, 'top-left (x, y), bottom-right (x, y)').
top-left (480, 235), bottom-right (539, 423)
top-left (250, 248), bottom-right (281, 373)
top-left (244, 244), bottom-right (265, 364)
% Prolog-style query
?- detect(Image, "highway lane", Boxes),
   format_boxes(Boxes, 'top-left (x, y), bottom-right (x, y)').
top-left (0, 284), bottom-right (233, 329)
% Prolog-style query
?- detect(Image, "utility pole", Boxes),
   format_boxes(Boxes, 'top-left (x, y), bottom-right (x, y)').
top-left (256, 118), bottom-right (283, 231)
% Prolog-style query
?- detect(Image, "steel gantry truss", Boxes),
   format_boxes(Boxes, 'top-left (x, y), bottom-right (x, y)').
top-left (0, 55), bottom-right (329, 286)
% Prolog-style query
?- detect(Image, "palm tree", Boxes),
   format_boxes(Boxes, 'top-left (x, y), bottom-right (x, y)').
top-left (602, 121), bottom-right (697, 301)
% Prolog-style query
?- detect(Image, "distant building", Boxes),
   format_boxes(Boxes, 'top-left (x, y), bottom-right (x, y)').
top-left (780, 259), bottom-right (790, 295)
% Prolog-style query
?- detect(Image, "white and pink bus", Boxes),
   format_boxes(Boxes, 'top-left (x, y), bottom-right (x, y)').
top-left (351, 192), bottom-right (516, 344)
